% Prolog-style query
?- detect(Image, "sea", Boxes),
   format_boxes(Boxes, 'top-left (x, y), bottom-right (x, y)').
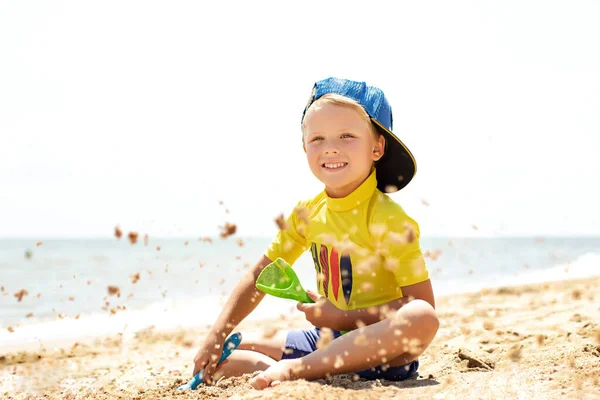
top-left (0, 236), bottom-right (598, 350)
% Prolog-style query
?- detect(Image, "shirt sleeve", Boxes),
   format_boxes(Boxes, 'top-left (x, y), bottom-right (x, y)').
top-left (264, 202), bottom-right (310, 265)
top-left (376, 213), bottom-right (430, 287)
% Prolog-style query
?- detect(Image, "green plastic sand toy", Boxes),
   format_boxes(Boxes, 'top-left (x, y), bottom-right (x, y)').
top-left (256, 258), bottom-right (314, 304)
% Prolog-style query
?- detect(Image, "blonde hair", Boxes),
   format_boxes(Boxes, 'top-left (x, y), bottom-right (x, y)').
top-left (301, 94), bottom-right (380, 143)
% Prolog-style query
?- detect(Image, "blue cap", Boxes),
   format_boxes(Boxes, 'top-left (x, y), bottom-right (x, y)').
top-left (302, 77), bottom-right (417, 192)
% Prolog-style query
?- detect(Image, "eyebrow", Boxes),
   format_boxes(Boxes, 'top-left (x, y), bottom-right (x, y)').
top-left (306, 128), bottom-right (356, 137)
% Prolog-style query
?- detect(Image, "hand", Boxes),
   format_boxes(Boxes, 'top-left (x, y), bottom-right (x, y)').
top-left (296, 290), bottom-right (341, 329)
top-left (192, 332), bottom-right (225, 384)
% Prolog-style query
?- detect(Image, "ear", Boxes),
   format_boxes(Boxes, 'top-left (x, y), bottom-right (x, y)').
top-left (372, 135), bottom-right (386, 161)
top-left (303, 143), bottom-right (307, 153)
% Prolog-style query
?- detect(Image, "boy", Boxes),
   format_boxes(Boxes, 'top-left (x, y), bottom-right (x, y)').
top-left (192, 78), bottom-right (439, 390)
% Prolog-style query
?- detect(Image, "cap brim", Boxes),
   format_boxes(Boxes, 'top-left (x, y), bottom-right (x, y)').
top-left (371, 119), bottom-right (417, 193)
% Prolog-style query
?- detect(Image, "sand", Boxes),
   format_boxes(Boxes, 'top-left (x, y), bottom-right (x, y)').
top-left (1, 277), bottom-right (599, 399)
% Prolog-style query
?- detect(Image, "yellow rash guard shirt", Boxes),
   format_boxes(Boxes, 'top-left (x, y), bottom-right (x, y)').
top-left (265, 170), bottom-right (429, 310)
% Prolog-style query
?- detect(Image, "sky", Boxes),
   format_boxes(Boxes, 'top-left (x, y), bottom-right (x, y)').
top-left (0, 0), bottom-right (599, 238)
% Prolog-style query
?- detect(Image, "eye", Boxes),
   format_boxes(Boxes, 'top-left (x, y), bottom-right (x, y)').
top-left (341, 133), bottom-right (354, 139)
top-left (310, 136), bottom-right (324, 142)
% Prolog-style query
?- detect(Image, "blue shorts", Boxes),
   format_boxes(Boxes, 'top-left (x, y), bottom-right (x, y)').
top-left (282, 327), bottom-right (419, 381)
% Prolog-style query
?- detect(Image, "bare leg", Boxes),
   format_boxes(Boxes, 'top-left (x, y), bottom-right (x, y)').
top-left (249, 299), bottom-right (439, 389)
top-left (211, 330), bottom-right (289, 381)
top-left (236, 330), bottom-right (289, 361)
top-left (211, 350), bottom-right (276, 381)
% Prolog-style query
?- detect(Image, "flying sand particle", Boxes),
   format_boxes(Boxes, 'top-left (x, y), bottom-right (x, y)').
top-left (353, 334), bottom-right (368, 346)
top-left (405, 229), bottom-right (416, 244)
top-left (424, 249), bottom-right (442, 260)
top-left (130, 273), bottom-right (140, 284)
top-left (360, 282), bottom-right (374, 293)
top-left (262, 327), bottom-right (278, 339)
top-left (128, 232), bottom-right (139, 244)
top-left (107, 286), bottom-right (121, 297)
top-left (507, 344), bottom-right (522, 362)
top-left (275, 214), bottom-right (287, 231)
top-left (316, 328), bottom-right (334, 349)
top-left (536, 334), bottom-right (544, 346)
top-left (219, 223), bottom-right (237, 239)
top-left (14, 289), bottom-right (28, 302)
top-left (333, 355), bottom-right (345, 369)
top-left (294, 205), bottom-right (310, 235)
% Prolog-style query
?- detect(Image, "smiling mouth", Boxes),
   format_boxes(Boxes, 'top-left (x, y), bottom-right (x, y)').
top-left (322, 162), bottom-right (348, 170)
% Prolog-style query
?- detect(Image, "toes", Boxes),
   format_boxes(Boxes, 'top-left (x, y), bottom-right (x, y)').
top-left (249, 374), bottom-right (270, 390)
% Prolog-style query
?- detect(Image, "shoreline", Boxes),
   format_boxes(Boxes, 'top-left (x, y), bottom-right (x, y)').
top-left (3, 262), bottom-right (598, 351)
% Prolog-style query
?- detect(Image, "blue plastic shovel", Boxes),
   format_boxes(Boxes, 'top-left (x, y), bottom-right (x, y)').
top-left (177, 332), bottom-right (243, 390)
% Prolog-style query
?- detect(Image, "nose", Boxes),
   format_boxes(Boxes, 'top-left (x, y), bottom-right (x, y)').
top-left (323, 143), bottom-right (339, 155)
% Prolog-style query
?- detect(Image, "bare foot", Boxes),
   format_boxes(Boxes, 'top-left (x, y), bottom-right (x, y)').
top-left (249, 359), bottom-right (302, 390)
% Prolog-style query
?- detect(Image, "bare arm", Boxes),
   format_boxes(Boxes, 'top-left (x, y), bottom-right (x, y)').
top-left (333, 279), bottom-right (435, 331)
top-left (208, 255), bottom-right (272, 339)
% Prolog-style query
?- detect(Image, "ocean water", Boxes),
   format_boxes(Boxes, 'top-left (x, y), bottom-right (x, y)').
top-left (0, 236), bottom-right (598, 350)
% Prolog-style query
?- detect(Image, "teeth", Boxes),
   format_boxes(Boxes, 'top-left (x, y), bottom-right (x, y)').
top-left (324, 163), bottom-right (346, 169)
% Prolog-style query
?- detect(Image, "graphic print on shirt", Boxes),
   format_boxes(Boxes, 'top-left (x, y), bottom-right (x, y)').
top-left (310, 243), bottom-right (321, 291)
top-left (311, 243), bottom-right (354, 305)
top-left (330, 248), bottom-right (340, 301)
top-left (319, 244), bottom-right (330, 298)
top-left (340, 254), bottom-right (353, 305)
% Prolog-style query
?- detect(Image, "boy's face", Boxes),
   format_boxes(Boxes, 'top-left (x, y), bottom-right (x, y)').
top-left (303, 102), bottom-right (385, 198)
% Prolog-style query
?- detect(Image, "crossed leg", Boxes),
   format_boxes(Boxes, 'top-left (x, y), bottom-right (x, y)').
top-left (249, 299), bottom-right (439, 389)
top-left (210, 299), bottom-right (439, 390)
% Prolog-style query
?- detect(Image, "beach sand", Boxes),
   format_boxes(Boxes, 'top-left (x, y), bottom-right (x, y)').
top-left (1, 277), bottom-right (599, 399)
